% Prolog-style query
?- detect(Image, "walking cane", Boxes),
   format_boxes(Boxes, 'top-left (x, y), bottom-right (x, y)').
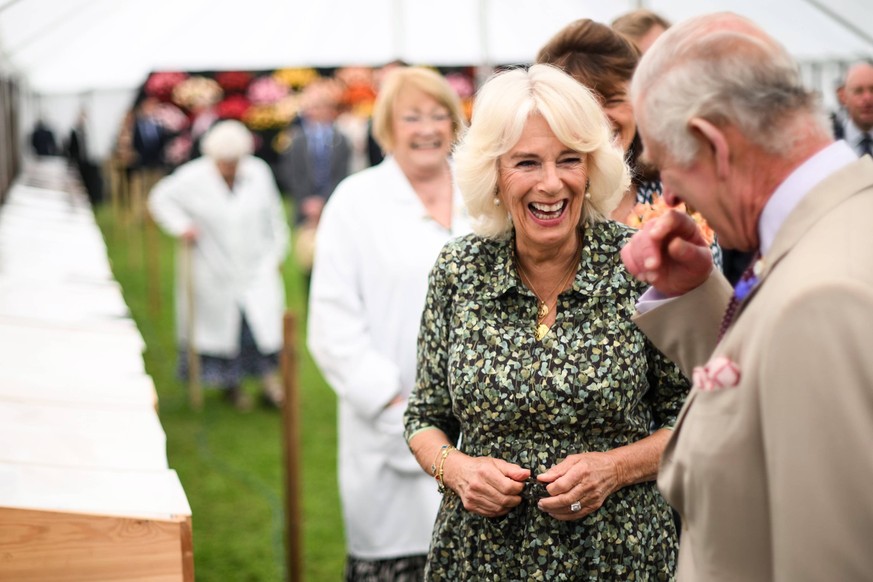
top-left (183, 240), bottom-right (203, 410)
top-left (145, 211), bottom-right (161, 316)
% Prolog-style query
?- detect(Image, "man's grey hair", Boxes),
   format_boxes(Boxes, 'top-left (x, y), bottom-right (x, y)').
top-left (631, 12), bottom-right (830, 166)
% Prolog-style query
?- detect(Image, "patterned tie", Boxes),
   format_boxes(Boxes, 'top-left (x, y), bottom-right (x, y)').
top-left (717, 252), bottom-right (761, 342)
top-left (859, 134), bottom-right (873, 158)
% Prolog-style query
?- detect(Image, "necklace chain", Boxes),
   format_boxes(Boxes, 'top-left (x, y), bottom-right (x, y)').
top-left (516, 255), bottom-right (578, 341)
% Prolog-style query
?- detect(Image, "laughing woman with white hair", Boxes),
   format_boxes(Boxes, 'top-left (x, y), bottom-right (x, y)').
top-left (148, 120), bottom-right (290, 410)
top-left (404, 65), bottom-right (689, 579)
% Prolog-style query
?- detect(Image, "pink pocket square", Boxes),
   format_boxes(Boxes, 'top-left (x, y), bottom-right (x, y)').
top-left (693, 356), bottom-right (741, 391)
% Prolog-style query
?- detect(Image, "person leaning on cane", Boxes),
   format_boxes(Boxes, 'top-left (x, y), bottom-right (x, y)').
top-left (148, 120), bottom-right (290, 410)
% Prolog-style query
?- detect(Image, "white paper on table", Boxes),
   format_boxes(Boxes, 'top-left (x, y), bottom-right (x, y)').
top-left (0, 369), bottom-right (157, 409)
top-left (0, 462), bottom-right (191, 520)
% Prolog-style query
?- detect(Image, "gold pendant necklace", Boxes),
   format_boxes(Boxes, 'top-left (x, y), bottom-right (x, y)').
top-left (516, 255), bottom-right (578, 341)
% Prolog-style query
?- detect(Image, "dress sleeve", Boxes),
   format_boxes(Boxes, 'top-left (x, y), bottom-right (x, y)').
top-left (643, 337), bottom-right (691, 430)
top-left (404, 245), bottom-right (461, 444)
top-left (306, 190), bottom-right (402, 420)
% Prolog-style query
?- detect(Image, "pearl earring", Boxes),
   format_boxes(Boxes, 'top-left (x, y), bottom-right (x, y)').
top-left (493, 196), bottom-right (501, 206)
top-left (585, 192), bottom-right (591, 199)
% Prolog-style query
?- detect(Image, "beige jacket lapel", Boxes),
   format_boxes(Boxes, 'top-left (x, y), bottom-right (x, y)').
top-left (728, 157), bottom-right (873, 320)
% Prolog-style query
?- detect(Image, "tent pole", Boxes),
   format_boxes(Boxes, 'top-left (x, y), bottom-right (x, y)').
top-left (392, 0), bottom-right (405, 62)
top-left (801, 0), bottom-right (873, 48)
top-left (476, 0), bottom-right (493, 90)
top-left (0, 0), bottom-right (27, 17)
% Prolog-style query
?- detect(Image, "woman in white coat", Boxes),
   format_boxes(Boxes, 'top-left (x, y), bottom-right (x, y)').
top-left (307, 67), bottom-right (470, 580)
top-left (148, 120), bottom-right (290, 409)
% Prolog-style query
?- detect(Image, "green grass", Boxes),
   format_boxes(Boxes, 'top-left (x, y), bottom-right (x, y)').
top-left (95, 204), bottom-right (345, 581)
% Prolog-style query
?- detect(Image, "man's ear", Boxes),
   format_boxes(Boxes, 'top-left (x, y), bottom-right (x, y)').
top-left (688, 117), bottom-right (730, 180)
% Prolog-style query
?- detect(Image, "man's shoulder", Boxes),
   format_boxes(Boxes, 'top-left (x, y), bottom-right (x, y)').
top-left (280, 125), bottom-right (308, 155)
top-left (761, 177), bottom-right (873, 303)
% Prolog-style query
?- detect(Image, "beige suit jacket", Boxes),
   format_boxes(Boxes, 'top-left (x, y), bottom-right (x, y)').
top-left (634, 156), bottom-right (873, 581)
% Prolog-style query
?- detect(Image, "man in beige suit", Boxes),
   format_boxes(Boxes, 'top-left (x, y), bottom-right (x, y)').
top-left (621, 12), bottom-right (873, 582)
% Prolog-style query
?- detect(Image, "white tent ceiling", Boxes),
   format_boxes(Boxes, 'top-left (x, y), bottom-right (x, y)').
top-left (2, 0), bottom-right (872, 95)
top-left (1, 0), bottom-right (872, 158)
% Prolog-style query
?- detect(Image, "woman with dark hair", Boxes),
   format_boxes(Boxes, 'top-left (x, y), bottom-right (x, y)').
top-left (537, 18), bottom-right (721, 267)
top-left (537, 19), bottom-right (652, 219)
top-left (611, 9), bottom-right (671, 54)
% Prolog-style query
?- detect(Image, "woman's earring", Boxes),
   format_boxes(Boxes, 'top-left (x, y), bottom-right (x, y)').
top-left (584, 192), bottom-right (591, 200)
top-left (493, 195), bottom-right (501, 206)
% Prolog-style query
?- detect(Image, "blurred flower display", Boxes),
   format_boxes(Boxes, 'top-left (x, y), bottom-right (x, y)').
top-left (244, 104), bottom-right (293, 130)
top-left (335, 66), bottom-right (372, 87)
top-left (273, 94), bottom-right (300, 121)
top-left (247, 76), bottom-right (289, 105)
top-left (273, 67), bottom-right (320, 89)
top-left (172, 76), bottom-right (223, 110)
top-left (215, 71), bottom-right (253, 93)
top-left (342, 83), bottom-right (377, 107)
top-left (145, 71), bottom-right (189, 101)
top-left (445, 72), bottom-right (474, 99)
top-left (627, 194), bottom-right (716, 245)
top-left (216, 94), bottom-right (252, 120)
top-left (164, 134), bottom-right (192, 166)
top-left (153, 102), bottom-right (190, 132)
top-left (461, 99), bottom-right (474, 122)
top-left (124, 65), bottom-right (478, 169)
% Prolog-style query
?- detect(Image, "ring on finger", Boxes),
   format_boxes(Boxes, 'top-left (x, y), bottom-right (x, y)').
top-left (569, 501), bottom-right (582, 513)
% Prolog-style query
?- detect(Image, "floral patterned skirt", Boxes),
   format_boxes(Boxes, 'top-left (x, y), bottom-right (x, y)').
top-left (425, 482), bottom-right (677, 581)
top-left (177, 313), bottom-right (279, 389)
top-left (345, 554), bottom-right (427, 582)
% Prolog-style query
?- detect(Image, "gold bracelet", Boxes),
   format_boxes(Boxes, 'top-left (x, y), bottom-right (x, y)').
top-left (430, 444), bottom-right (449, 477)
top-left (436, 445), bottom-right (456, 495)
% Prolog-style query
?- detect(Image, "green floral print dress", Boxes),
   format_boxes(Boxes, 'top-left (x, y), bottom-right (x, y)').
top-left (405, 220), bottom-right (688, 581)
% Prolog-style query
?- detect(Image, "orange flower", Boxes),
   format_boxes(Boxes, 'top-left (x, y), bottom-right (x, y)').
top-left (273, 68), bottom-right (320, 89)
top-left (626, 194), bottom-right (715, 245)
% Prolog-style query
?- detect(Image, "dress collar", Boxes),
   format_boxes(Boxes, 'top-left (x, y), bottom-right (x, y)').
top-left (482, 222), bottom-right (624, 301)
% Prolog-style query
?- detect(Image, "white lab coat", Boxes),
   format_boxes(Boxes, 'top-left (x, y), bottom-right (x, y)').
top-left (308, 157), bottom-right (470, 560)
top-left (148, 156), bottom-right (289, 356)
